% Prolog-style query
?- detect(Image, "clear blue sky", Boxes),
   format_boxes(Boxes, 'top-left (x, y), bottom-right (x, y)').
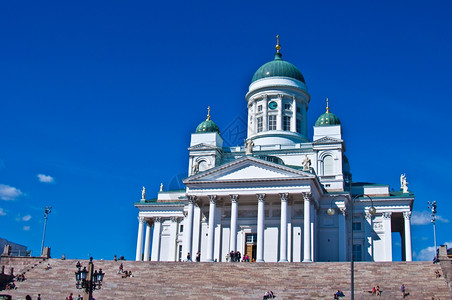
top-left (1, 1), bottom-right (451, 261)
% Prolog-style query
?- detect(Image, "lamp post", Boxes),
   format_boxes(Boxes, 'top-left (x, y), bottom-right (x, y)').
top-left (427, 201), bottom-right (438, 256)
top-left (40, 206), bottom-right (52, 256)
top-left (75, 257), bottom-right (105, 300)
top-left (328, 193), bottom-right (376, 300)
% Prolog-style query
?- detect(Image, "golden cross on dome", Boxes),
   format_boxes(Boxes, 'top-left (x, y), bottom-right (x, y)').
top-left (276, 35), bottom-right (281, 53)
top-left (326, 98), bottom-right (330, 113)
top-left (206, 106), bottom-right (211, 121)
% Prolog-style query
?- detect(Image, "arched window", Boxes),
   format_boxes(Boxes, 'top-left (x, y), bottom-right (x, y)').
top-left (323, 155), bottom-right (334, 176)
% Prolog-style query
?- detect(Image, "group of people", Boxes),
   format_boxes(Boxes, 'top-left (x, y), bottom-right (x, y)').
top-left (24, 295), bottom-right (41, 300)
top-left (369, 286), bottom-right (382, 296)
top-left (16, 272), bottom-right (26, 282)
top-left (263, 290), bottom-right (275, 299)
top-left (186, 251), bottom-right (201, 262)
top-left (117, 262), bottom-right (134, 278)
top-left (228, 250), bottom-right (242, 262)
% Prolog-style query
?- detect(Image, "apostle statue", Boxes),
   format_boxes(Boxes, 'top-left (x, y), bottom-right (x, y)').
top-left (192, 160), bottom-right (199, 175)
top-left (141, 186), bottom-right (146, 200)
top-left (400, 174), bottom-right (408, 193)
top-left (302, 154), bottom-right (311, 171)
top-left (245, 139), bottom-right (254, 155)
top-left (160, 183), bottom-right (163, 192)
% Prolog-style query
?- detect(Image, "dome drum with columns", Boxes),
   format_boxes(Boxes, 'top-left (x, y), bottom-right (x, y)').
top-left (134, 36), bottom-right (414, 263)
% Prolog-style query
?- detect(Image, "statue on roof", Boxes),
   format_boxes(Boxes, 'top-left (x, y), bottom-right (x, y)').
top-left (400, 174), bottom-right (408, 193)
top-left (245, 139), bottom-right (254, 155)
top-left (141, 186), bottom-right (146, 200)
top-left (160, 183), bottom-right (163, 192)
top-left (192, 160), bottom-right (199, 175)
top-left (302, 154), bottom-right (311, 171)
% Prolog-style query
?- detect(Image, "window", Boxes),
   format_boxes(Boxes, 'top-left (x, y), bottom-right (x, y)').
top-left (284, 103), bottom-right (291, 110)
top-left (296, 107), bottom-right (301, 113)
top-left (180, 224), bottom-right (184, 233)
top-left (246, 233), bottom-right (257, 244)
top-left (296, 118), bottom-right (301, 133)
top-left (352, 222), bottom-right (361, 231)
top-left (268, 115), bottom-right (276, 130)
top-left (353, 244), bottom-right (362, 261)
top-left (323, 155), bottom-right (334, 175)
top-left (283, 116), bottom-right (291, 131)
top-left (257, 117), bottom-right (263, 133)
top-left (258, 105), bottom-right (263, 112)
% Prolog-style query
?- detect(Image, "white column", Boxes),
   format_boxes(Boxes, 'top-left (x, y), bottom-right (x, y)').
top-left (256, 193), bottom-right (266, 262)
top-left (206, 195), bottom-right (217, 262)
top-left (364, 212), bottom-right (373, 261)
top-left (287, 202), bottom-right (292, 262)
top-left (404, 211), bottom-right (412, 261)
top-left (338, 208), bottom-right (347, 261)
top-left (230, 195), bottom-right (239, 252)
top-left (279, 193), bottom-right (289, 262)
top-left (383, 212), bottom-right (393, 261)
top-left (169, 217), bottom-right (178, 261)
top-left (185, 196), bottom-right (195, 256)
top-left (310, 202), bottom-right (315, 261)
top-left (143, 221), bottom-right (152, 261)
top-left (151, 217), bottom-right (162, 261)
top-left (291, 96), bottom-right (297, 133)
top-left (303, 193), bottom-right (312, 262)
top-left (135, 216), bottom-right (145, 261)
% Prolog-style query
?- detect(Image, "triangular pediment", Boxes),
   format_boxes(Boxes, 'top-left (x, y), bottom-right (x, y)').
top-left (313, 136), bottom-right (343, 144)
top-left (184, 156), bottom-right (315, 184)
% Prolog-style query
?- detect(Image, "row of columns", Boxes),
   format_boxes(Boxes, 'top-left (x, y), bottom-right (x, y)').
top-left (182, 192), bottom-right (314, 262)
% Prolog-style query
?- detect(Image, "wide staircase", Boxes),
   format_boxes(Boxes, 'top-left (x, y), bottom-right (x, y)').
top-left (1, 259), bottom-right (450, 299)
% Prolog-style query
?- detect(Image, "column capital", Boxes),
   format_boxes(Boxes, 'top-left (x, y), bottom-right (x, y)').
top-left (230, 194), bottom-right (239, 203)
top-left (340, 207), bottom-right (347, 216)
top-left (256, 193), bottom-right (266, 202)
top-left (138, 216), bottom-right (145, 223)
top-left (170, 216), bottom-right (179, 222)
top-left (382, 212), bottom-right (392, 219)
top-left (154, 217), bottom-right (162, 223)
top-left (188, 195), bottom-right (196, 204)
top-left (365, 212), bottom-right (373, 220)
top-left (403, 211), bottom-right (412, 220)
top-left (302, 192), bottom-right (311, 200)
top-left (208, 195), bottom-right (217, 204)
top-left (279, 193), bottom-right (289, 201)
top-left (183, 211), bottom-right (188, 217)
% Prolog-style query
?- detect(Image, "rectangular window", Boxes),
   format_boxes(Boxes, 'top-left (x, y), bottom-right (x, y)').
top-left (258, 105), bottom-right (263, 112)
top-left (180, 224), bottom-right (184, 233)
top-left (284, 103), bottom-right (291, 110)
top-left (283, 116), bottom-right (291, 131)
top-left (268, 115), bottom-right (276, 130)
top-left (353, 244), bottom-right (362, 261)
top-left (352, 222), bottom-right (361, 231)
top-left (257, 117), bottom-right (263, 133)
top-left (296, 118), bottom-right (301, 133)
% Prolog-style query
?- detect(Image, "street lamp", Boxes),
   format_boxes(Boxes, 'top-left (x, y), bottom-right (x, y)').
top-left (75, 257), bottom-right (105, 300)
top-left (427, 201), bottom-right (438, 256)
top-left (327, 194), bottom-right (376, 300)
top-left (40, 206), bottom-right (52, 256)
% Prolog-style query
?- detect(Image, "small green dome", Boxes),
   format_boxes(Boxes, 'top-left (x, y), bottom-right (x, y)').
top-left (315, 112), bottom-right (341, 126)
top-left (251, 53), bottom-right (306, 84)
top-left (195, 119), bottom-right (220, 133)
top-left (315, 99), bottom-right (341, 126)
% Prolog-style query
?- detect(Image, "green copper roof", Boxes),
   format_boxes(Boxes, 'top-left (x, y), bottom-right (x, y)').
top-left (251, 53), bottom-right (306, 84)
top-left (315, 112), bottom-right (341, 126)
top-left (195, 119), bottom-right (220, 134)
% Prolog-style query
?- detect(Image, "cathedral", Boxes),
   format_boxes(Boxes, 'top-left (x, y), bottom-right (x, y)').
top-left (134, 38), bottom-right (414, 263)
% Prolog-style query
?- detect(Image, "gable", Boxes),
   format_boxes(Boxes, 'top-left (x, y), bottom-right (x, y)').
top-left (184, 156), bottom-right (314, 184)
top-left (312, 136), bottom-right (343, 144)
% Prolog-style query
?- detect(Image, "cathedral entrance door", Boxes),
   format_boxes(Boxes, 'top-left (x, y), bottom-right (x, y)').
top-left (245, 233), bottom-right (257, 262)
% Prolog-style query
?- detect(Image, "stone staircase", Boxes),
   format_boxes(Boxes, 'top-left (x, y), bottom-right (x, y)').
top-left (1, 259), bottom-right (450, 299)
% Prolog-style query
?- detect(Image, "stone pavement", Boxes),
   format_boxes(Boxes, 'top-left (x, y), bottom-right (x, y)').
top-left (1, 258), bottom-right (450, 299)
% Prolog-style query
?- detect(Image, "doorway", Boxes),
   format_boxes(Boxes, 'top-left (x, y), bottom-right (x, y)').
top-left (245, 233), bottom-right (257, 261)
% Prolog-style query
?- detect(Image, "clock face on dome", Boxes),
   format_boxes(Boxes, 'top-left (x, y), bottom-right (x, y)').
top-left (268, 101), bottom-right (277, 110)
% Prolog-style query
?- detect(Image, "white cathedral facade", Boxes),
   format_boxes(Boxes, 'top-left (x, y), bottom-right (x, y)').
top-left (134, 39), bottom-right (414, 263)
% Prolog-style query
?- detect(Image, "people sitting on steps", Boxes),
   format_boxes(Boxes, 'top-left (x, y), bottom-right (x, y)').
top-left (333, 289), bottom-right (345, 299)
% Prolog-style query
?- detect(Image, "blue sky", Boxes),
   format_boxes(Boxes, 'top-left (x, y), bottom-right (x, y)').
top-left (1, 1), bottom-right (451, 261)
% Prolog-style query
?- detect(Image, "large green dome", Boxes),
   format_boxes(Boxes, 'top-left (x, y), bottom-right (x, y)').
top-left (251, 53), bottom-right (306, 84)
top-left (195, 119), bottom-right (220, 134)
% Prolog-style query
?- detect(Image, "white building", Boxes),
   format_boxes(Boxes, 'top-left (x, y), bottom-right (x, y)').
top-left (134, 39), bottom-right (414, 263)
